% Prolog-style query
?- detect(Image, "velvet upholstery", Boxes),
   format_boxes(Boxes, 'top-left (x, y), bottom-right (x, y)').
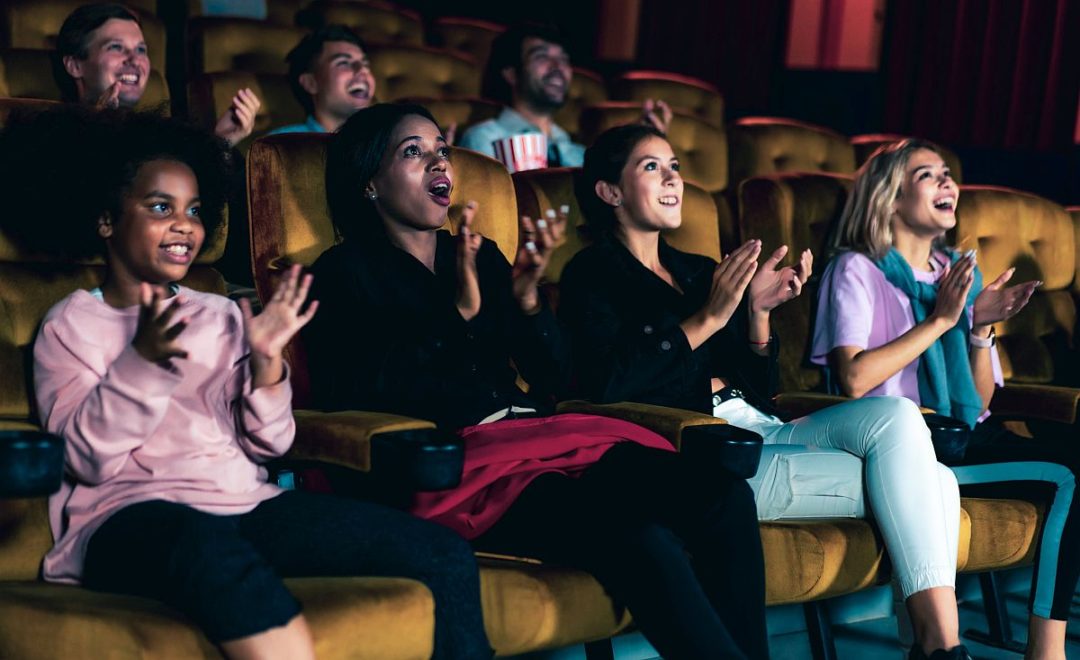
top-left (553, 66), bottom-right (607, 141)
top-left (187, 17), bottom-right (307, 76)
top-left (187, 71), bottom-right (303, 151)
top-left (369, 45), bottom-right (480, 102)
top-left (297, 1), bottom-right (425, 47)
top-left (0, 47), bottom-right (169, 110)
top-left (511, 166), bottom-right (721, 285)
top-left (430, 16), bottom-right (504, 66)
top-left (265, 0), bottom-right (307, 26)
top-left (851, 133), bottom-right (964, 183)
top-left (728, 117), bottom-right (856, 188)
top-left (398, 96), bottom-right (501, 136)
top-left (0, 97), bottom-right (60, 127)
top-left (611, 70), bottom-right (724, 128)
top-left (0, 0), bottom-right (165, 72)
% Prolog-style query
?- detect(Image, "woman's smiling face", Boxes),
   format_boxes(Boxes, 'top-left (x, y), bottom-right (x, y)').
top-left (614, 135), bottom-right (684, 233)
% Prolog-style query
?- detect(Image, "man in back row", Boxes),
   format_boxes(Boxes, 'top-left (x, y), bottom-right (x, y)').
top-left (56, 3), bottom-right (260, 147)
top-left (459, 23), bottom-right (672, 168)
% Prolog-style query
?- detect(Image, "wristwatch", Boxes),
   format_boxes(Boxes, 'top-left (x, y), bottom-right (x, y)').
top-left (970, 326), bottom-right (996, 349)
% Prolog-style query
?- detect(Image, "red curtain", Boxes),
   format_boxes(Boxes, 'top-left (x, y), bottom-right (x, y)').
top-left (882, 0), bottom-right (1080, 151)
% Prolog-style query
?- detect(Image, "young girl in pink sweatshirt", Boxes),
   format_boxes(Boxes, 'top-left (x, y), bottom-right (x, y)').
top-left (4, 108), bottom-right (490, 660)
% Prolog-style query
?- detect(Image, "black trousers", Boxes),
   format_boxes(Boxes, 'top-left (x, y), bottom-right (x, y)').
top-left (961, 418), bottom-right (1080, 620)
top-left (475, 442), bottom-right (769, 660)
top-left (82, 490), bottom-right (492, 658)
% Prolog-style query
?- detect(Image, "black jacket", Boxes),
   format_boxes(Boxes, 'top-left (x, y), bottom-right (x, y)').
top-left (304, 230), bottom-right (567, 429)
top-left (558, 237), bottom-right (778, 414)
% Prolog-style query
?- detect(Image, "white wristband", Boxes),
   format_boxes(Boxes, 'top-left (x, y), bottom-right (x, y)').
top-left (969, 328), bottom-right (995, 349)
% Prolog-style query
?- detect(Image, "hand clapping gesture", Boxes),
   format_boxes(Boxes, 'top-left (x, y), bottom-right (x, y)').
top-left (132, 284), bottom-right (189, 367)
top-left (512, 205), bottom-right (568, 314)
top-left (641, 99), bottom-right (673, 135)
top-left (973, 266), bottom-right (1040, 328)
top-left (930, 252), bottom-right (977, 327)
top-left (748, 245), bottom-right (813, 314)
top-left (700, 239), bottom-right (762, 328)
top-left (238, 264), bottom-right (318, 388)
top-left (455, 201), bottom-right (484, 321)
top-left (214, 88), bottom-right (261, 147)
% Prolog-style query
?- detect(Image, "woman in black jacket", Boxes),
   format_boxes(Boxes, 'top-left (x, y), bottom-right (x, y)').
top-left (561, 124), bottom-right (970, 660)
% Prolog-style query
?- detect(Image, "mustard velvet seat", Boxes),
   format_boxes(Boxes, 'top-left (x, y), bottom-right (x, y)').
top-left (851, 133), bottom-right (964, 183)
top-left (0, 47), bottom-right (169, 111)
top-left (610, 70), bottom-right (724, 128)
top-left (187, 17), bottom-right (307, 76)
top-left (187, 71), bottom-right (303, 152)
top-left (0, 97), bottom-right (60, 127)
top-left (396, 96), bottom-right (501, 137)
top-left (368, 45), bottom-right (480, 103)
top-left (429, 16), bottom-right (504, 67)
top-left (552, 66), bottom-right (607, 141)
top-left (728, 117), bottom-right (856, 190)
top-left (296, 1), bottom-right (424, 47)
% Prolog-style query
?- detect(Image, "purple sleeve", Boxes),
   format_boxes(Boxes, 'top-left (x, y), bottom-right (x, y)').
top-left (811, 253), bottom-right (877, 365)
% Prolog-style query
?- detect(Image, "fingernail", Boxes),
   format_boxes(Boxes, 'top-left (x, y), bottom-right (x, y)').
top-left (560, 204), bottom-right (570, 215)
top-left (536, 219), bottom-right (548, 230)
top-left (545, 209), bottom-right (556, 219)
top-left (466, 201), bottom-right (476, 208)
top-left (525, 241), bottom-right (537, 253)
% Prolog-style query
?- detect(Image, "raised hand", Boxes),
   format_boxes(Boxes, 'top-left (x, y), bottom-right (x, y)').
top-left (930, 253), bottom-right (976, 327)
top-left (94, 81), bottom-right (122, 110)
top-left (239, 264), bottom-right (318, 388)
top-left (132, 283), bottom-right (189, 367)
top-left (641, 98), bottom-right (673, 135)
top-left (456, 201), bottom-right (484, 321)
top-left (973, 267), bottom-right (1040, 327)
top-left (748, 245), bottom-right (813, 314)
top-left (701, 239), bottom-right (762, 328)
top-left (444, 122), bottom-right (458, 146)
top-left (512, 205), bottom-right (568, 313)
top-left (214, 88), bottom-right (261, 147)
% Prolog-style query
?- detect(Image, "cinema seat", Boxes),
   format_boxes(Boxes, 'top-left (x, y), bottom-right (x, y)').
top-left (0, 97), bottom-right (60, 127)
top-left (0, 48), bottom-right (169, 111)
top-left (369, 45), bottom-right (480, 101)
top-left (430, 16), bottom-right (504, 65)
top-left (188, 71), bottom-right (303, 151)
top-left (553, 66), bottom-right (607, 141)
top-left (611, 70), bottom-right (724, 128)
top-left (397, 96), bottom-right (501, 136)
top-left (0, 0), bottom-right (166, 73)
top-left (296, 1), bottom-right (424, 47)
top-left (851, 133), bottom-right (964, 183)
top-left (728, 117), bottom-right (856, 187)
top-left (188, 17), bottom-right (307, 76)
top-left (266, 0), bottom-right (309, 26)
top-left (0, 193), bottom-right (459, 659)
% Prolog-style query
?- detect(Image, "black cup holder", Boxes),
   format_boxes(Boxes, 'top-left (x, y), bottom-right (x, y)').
top-left (0, 431), bottom-right (64, 498)
top-left (922, 413), bottom-right (970, 466)
top-left (679, 424), bottom-right (764, 480)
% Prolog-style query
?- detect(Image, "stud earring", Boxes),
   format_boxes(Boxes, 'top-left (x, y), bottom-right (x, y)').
top-left (614, 199), bottom-right (622, 207)
top-left (366, 191), bottom-right (378, 201)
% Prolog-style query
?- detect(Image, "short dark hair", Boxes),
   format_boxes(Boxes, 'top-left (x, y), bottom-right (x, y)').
top-left (481, 22), bottom-right (568, 105)
top-left (0, 106), bottom-right (232, 260)
top-left (285, 24), bottom-right (368, 116)
top-left (53, 4), bottom-right (142, 102)
top-left (576, 123), bottom-right (667, 239)
top-left (326, 103), bottom-right (439, 243)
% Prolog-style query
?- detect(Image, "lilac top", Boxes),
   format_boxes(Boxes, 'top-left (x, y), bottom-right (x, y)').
top-left (34, 287), bottom-right (293, 584)
top-left (812, 250), bottom-right (1003, 415)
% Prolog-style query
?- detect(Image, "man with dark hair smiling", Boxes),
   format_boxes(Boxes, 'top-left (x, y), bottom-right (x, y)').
top-left (270, 25), bottom-right (375, 135)
top-left (460, 22), bottom-right (671, 169)
top-left (55, 3), bottom-right (260, 148)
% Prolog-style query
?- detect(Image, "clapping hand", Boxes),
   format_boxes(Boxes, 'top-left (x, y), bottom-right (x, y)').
top-left (239, 264), bottom-right (318, 388)
top-left (748, 245), bottom-right (813, 314)
top-left (930, 252), bottom-right (977, 327)
top-left (641, 99), bottom-right (673, 135)
top-left (456, 201), bottom-right (484, 321)
top-left (512, 206), bottom-right (568, 313)
top-left (132, 284), bottom-right (189, 367)
top-left (700, 239), bottom-right (762, 328)
top-left (214, 88), bottom-right (261, 147)
top-left (973, 267), bottom-right (1040, 328)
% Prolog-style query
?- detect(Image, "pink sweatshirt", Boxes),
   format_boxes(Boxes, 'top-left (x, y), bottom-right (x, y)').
top-left (33, 287), bottom-right (294, 584)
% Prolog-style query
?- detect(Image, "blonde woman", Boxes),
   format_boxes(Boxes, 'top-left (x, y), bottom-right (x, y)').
top-left (813, 139), bottom-right (1078, 660)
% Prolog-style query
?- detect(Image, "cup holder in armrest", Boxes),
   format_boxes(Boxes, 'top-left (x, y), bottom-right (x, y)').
top-left (921, 413), bottom-right (970, 466)
top-left (371, 427), bottom-right (464, 492)
top-left (0, 431), bottom-right (64, 498)
top-left (678, 424), bottom-right (764, 480)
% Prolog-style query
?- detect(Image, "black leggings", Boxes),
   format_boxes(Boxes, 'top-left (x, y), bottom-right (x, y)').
top-left (960, 419), bottom-right (1080, 621)
top-left (82, 491), bottom-right (491, 658)
top-left (475, 442), bottom-right (769, 660)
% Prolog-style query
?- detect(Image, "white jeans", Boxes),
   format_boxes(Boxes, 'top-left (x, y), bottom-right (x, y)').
top-left (716, 395), bottom-right (960, 598)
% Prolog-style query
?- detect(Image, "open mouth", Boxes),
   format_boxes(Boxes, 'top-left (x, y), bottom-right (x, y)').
top-left (542, 74), bottom-right (567, 91)
top-left (932, 196), bottom-right (955, 212)
top-left (347, 82), bottom-right (370, 101)
top-left (428, 177), bottom-right (451, 206)
top-left (658, 195), bottom-right (680, 207)
top-left (161, 242), bottom-right (194, 263)
top-left (116, 72), bottom-right (141, 86)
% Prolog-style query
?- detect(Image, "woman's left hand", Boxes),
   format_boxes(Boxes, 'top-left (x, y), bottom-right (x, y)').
top-left (512, 206), bottom-right (567, 313)
top-left (748, 246), bottom-right (813, 314)
top-left (972, 267), bottom-right (1040, 328)
top-left (241, 264), bottom-right (319, 365)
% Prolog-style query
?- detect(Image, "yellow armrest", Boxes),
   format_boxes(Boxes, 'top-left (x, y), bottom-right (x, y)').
top-left (990, 383), bottom-right (1080, 425)
top-left (289, 410), bottom-right (436, 472)
top-left (556, 400), bottom-right (723, 448)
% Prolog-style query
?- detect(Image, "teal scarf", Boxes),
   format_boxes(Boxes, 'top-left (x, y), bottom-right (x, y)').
top-left (875, 248), bottom-right (984, 428)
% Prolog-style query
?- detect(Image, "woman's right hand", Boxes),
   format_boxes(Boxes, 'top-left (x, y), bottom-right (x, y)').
top-left (929, 253), bottom-right (976, 328)
top-left (456, 201), bottom-right (483, 321)
top-left (132, 283), bottom-right (189, 366)
top-left (700, 239), bottom-right (762, 328)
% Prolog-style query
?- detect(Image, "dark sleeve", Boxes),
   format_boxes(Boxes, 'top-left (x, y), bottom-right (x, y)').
top-left (703, 302), bottom-right (779, 403)
top-left (558, 257), bottom-right (701, 404)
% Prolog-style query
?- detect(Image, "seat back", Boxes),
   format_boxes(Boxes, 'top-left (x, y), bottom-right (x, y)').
top-left (611, 70), bottom-right (724, 128)
top-left (188, 71), bottom-right (303, 151)
top-left (247, 135), bottom-right (518, 406)
top-left (578, 102), bottom-right (728, 194)
top-left (0, 47), bottom-right (169, 110)
top-left (952, 186), bottom-right (1076, 383)
top-left (296, 1), bottom-right (424, 47)
top-left (397, 96), bottom-right (500, 135)
top-left (513, 167), bottom-right (721, 286)
top-left (552, 66), bottom-right (607, 141)
top-left (728, 117), bottom-right (855, 187)
top-left (0, 97), bottom-right (60, 127)
top-left (0, 0), bottom-right (165, 73)
top-left (851, 133), bottom-right (964, 183)
top-left (429, 16), bottom-right (504, 66)
top-left (188, 17), bottom-right (307, 76)
top-left (266, 0), bottom-right (308, 26)
top-left (369, 45), bottom-right (480, 101)
top-left (738, 173), bottom-right (854, 393)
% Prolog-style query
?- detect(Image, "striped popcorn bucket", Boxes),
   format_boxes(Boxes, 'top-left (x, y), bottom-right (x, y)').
top-left (491, 133), bottom-right (548, 173)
